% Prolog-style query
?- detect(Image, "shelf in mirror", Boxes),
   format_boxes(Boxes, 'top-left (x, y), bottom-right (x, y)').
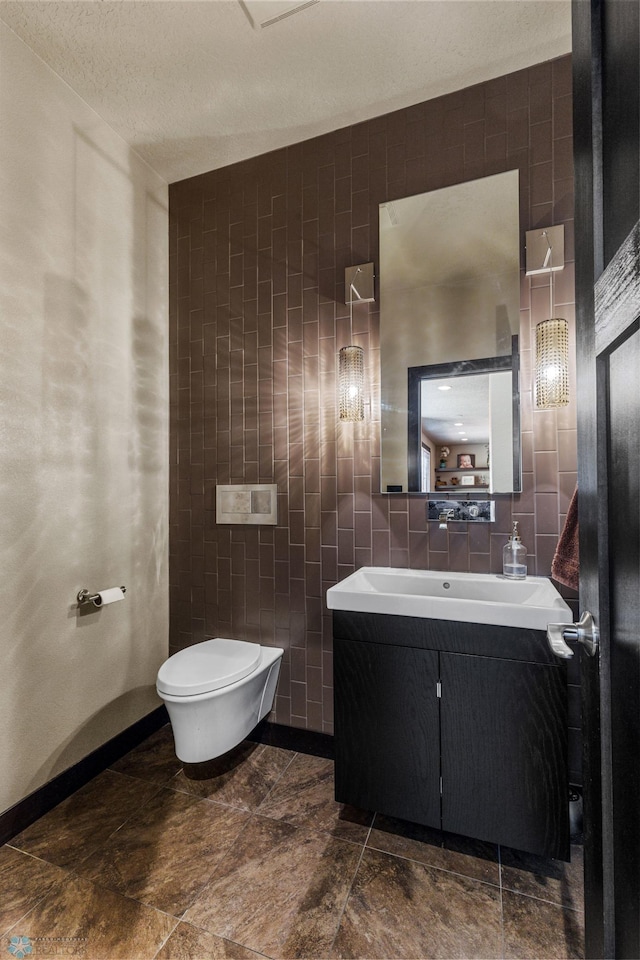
top-left (435, 484), bottom-right (489, 490)
top-left (436, 467), bottom-right (488, 473)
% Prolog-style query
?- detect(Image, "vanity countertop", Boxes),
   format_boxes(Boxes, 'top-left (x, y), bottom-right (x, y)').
top-left (326, 567), bottom-right (572, 632)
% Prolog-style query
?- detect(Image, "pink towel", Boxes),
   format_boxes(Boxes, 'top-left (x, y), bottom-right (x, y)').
top-left (552, 487), bottom-right (579, 591)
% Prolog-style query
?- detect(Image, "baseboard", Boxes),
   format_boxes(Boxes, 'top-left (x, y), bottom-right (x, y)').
top-left (246, 719), bottom-right (335, 759)
top-left (1, 711), bottom-right (333, 846)
top-left (0, 706), bottom-right (168, 846)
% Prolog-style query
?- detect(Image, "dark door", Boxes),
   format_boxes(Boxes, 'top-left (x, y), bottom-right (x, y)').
top-left (333, 638), bottom-right (441, 826)
top-left (573, 1), bottom-right (640, 955)
top-left (440, 653), bottom-right (568, 859)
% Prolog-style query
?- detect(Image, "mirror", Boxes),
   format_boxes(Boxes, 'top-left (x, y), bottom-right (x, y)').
top-left (379, 170), bottom-right (521, 493)
top-left (407, 348), bottom-right (520, 494)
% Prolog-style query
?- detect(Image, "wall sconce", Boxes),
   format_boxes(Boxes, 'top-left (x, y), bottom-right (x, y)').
top-left (338, 344), bottom-right (365, 421)
top-left (526, 226), bottom-right (570, 409)
top-left (535, 317), bottom-right (569, 409)
top-left (339, 263), bottom-right (374, 422)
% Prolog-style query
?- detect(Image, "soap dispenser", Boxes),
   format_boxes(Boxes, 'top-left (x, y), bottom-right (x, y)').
top-left (503, 521), bottom-right (527, 579)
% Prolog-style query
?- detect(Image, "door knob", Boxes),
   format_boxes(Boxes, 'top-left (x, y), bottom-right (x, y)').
top-left (547, 611), bottom-right (599, 659)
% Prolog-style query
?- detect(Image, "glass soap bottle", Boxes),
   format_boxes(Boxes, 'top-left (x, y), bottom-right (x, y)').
top-left (503, 521), bottom-right (527, 579)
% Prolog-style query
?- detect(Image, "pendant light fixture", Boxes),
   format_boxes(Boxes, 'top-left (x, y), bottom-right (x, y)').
top-left (527, 227), bottom-right (570, 409)
top-left (339, 264), bottom-right (374, 422)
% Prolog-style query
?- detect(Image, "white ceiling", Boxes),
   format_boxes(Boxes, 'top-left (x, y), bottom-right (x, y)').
top-left (421, 373), bottom-right (491, 444)
top-left (0, 0), bottom-right (572, 184)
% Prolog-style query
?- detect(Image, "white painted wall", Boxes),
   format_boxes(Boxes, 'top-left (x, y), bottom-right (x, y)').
top-left (0, 22), bottom-right (169, 816)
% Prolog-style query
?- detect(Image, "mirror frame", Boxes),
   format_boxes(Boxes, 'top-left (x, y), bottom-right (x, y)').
top-left (407, 336), bottom-right (521, 494)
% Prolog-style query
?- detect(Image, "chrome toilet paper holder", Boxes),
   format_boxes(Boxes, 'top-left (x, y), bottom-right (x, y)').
top-left (77, 586), bottom-right (127, 607)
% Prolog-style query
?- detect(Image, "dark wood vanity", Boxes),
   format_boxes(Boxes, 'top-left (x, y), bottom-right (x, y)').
top-left (333, 610), bottom-right (569, 861)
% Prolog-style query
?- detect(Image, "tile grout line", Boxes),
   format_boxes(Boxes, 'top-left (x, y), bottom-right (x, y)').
top-left (500, 881), bottom-right (586, 912)
top-left (255, 748), bottom-right (300, 811)
top-left (176, 805), bottom-right (258, 921)
top-left (164, 747), bottom-right (302, 928)
top-left (93, 774), bottom-right (171, 846)
top-left (364, 840), bottom-right (503, 891)
top-left (162, 912), bottom-right (276, 960)
top-left (7, 770), bottom-right (169, 873)
top-left (325, 812), bottom-right (375, 958)
top-left (170, 751), bottom-right (315, 958)
top-left (149, 916), bottom-right (181, 960)
top-left (3, 857), bottom-right (183, 954)
top-left (2, 849), bottom-right (74, 945)
top-left (6, 742), bottom-right (289, 947)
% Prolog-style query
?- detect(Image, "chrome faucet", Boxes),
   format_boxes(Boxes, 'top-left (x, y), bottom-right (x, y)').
top-left (438, 509), bottom-right (455, 530)
top-left (427, 499), bottom-right (495, 524)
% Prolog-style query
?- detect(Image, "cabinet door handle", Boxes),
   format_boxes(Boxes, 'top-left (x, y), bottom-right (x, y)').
top-left (546, 611), bottom-right (599, 659)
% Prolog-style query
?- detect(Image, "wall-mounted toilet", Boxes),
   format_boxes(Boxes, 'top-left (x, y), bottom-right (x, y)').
top-left (156, 638), bottom-right (283, 763)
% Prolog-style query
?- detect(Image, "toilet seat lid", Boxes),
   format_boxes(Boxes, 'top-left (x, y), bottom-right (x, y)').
top-left (157, 638), bottom-right (261, 697)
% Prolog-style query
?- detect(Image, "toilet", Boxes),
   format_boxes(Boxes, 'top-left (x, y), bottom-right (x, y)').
top-left (156, 638), bottom-right (284, 763)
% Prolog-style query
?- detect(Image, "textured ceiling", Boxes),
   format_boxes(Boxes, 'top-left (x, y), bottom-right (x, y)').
top-left (0, 0), bottom-right (572, 183)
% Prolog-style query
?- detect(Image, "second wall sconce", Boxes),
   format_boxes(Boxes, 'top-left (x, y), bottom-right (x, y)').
top-left (339, 263), bottom-right (374, 422)
top-left (526, 226), bottom-right (569, 409)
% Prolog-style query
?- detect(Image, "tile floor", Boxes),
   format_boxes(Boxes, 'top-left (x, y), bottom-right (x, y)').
top-left (1, 726), bottom-right (584, 959)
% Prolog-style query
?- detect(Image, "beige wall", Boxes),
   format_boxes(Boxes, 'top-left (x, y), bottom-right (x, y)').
top-left (0, 23), bottom-right (169, 816)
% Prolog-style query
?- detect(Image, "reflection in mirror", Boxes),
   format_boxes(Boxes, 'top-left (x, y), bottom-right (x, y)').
top-left (407, 346), bottom-right (521, 494)
top-left (379, 170), bottom-right (520, 493)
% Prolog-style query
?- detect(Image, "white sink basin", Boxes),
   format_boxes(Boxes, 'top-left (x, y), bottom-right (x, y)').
top-left (326, 567), bottom-right (572, 631)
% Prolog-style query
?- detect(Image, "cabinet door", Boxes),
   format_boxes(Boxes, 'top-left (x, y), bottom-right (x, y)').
top-left (440, 652), bottom-right (568, 859)
top-left (334, 638), bottom-right (440, 826)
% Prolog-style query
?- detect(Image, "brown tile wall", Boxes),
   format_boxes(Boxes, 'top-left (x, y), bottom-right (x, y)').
top-left (169, 56), bottom-right (577, 760)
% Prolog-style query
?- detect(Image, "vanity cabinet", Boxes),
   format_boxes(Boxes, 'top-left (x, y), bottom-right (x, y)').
top-left (333, 611), bottom-right (569, 860)
top-left (334, 639), bottom-right (441, 826)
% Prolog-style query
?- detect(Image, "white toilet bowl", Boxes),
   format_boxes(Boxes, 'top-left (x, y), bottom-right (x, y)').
top-left (156, 638), bottom-right (283, 763)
